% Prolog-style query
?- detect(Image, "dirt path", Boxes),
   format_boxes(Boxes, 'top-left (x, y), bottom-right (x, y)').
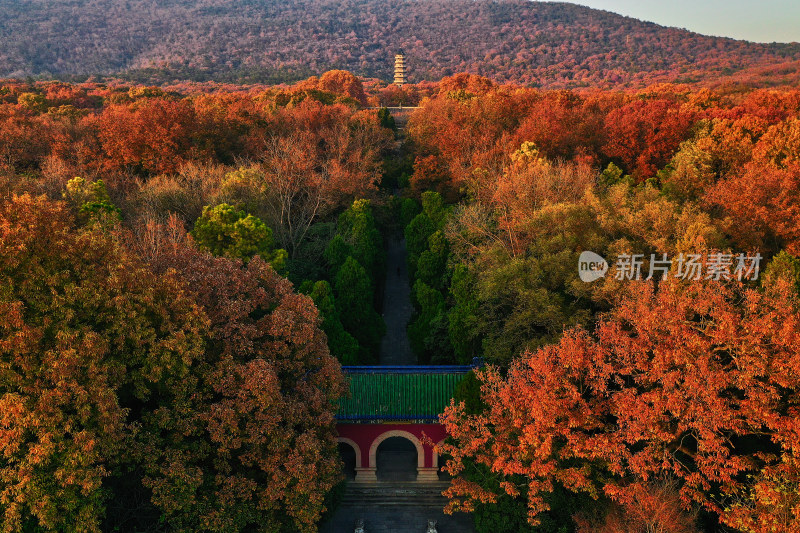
top-left (379, 230), bottom-right (415, 365)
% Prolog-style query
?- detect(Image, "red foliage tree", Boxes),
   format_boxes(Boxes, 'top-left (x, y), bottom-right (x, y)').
top-left (85, 98), bottom-right (202, 175)
top-left (603, 97), bottom-right (695, 181)
top-left (512, 90), bottom-right (604, 162)
top-left (438, 278), bottom-right (800, 530)
top-left (705, 161), bottom-right (800, 255)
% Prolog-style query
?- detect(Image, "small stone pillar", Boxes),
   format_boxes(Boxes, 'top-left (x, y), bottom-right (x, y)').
top-left (417, 467), bottom-right (439, 483)
top-left (354, 467), bottom-right (378, 483)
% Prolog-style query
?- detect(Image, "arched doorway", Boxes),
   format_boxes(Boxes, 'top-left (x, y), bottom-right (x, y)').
top-left (336, 438), bottom-right (361, 481)
top-left (375, 436), bottom-right (418, 481)
top-left (338, 442), bottom-right (357, 480)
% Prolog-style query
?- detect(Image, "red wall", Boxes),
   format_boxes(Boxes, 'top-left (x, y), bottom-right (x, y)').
top-left (336, 423), bottom-right (448, 468)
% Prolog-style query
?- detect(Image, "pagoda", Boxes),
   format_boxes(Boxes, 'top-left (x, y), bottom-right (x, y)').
top-left (393, 50), bottom-right (407, 86)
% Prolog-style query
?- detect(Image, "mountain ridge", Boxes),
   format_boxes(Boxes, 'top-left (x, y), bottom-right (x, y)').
top-left (0, 0), bottom-right (798, 87)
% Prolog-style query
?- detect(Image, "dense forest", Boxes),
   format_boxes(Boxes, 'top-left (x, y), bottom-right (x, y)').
top-left (1, 70), bottom-right (800, 532)
top-left (1, 0), bottom-right (800, 88)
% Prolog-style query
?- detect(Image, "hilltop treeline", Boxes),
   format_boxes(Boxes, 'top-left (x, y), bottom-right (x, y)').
top-left (1, 0), bottom-right (800, 88)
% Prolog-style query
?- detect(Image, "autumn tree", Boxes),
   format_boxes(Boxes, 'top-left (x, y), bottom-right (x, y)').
top-left (444, 180), bottom-right (724, 365)
top-left (0, 105), bottom-right (56, 170)
top-left (491, 143), bottom-right (594, 254)
top-left (62, 176), bottom-right (121, 227)
top-left (136, 161), bottom-right (229, 225)
top-left (248, 105), bottom-right (390, 258)
top-left (603, 96), bottom-right (695, 181)
top-left (438, 278), bottom-right (800, 531)
top-left (0, 196), bottom-right (207, 532)
top-left (0, 195), bottom-right (346, 532)
top-left (762, 250), bottom-right (800, 295)
top-left (752, 117), bottom-right (800, 169)
top-left (660, 117), bottom-right (761, 201)
top-left (85, 98), bottom-right (201, 175)
top-left (126, 216), bottom-right (347, 532)
top-left (318, 70), bottom-right (368, 106)
top-left (705, 161), bottom-right (800, 255)
top-left (574, 479), bottom-right (700, 533)
top-left (407, 90), bottom-right (524, 196)
top-left (438, 73), bottom-right (497, 96)
top-left (511, 90), bottom-right (604, 162)
top-left (410, 154), bottom-right (457, 202)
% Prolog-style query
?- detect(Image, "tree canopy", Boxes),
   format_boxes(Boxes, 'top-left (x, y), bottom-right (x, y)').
top-left (0, 197), bottom-right (345, 532)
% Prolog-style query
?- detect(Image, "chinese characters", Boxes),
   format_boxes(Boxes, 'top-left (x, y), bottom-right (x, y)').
top-left (612, 252), bottom-right (762, 281)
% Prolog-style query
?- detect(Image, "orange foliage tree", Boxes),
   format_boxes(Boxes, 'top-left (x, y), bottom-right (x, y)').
top-left (243, 103), bottom-right (390, 256)
top-left (407, 89), bottom-right (525, 197)
top-left (410, 154), bottom-right (457, 202)
top-left (84, 98), bottom-right (204, 175)
top-left (438, 278), bottom-right (800, 530)
top-left (318, 70), bottom-right (368, 105)
top-left (574, 479), bottom-right (700, 533)
top-left (437, 73), bottom-right (497, 96)
top-left (705, 161), bottom-right (800, 255)
top-left (0, 106), bottom-right (56, 170)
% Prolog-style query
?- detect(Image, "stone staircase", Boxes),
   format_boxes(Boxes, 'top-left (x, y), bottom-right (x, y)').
top-left (321, 481), bottom-right (474, 533)
top-left (341, 482), bottom-right (451, 508)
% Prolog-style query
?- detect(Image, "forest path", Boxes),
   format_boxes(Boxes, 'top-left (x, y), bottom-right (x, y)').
top-left (378, 191), bottom-right (415, 365)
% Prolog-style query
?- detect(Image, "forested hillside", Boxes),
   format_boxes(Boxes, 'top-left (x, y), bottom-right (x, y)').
top-left (1, 0), bottom-right (799, 87)
top-left (1, 70), bottom-right (800, 531)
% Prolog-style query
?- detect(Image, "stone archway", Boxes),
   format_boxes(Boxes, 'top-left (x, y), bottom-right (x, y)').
top-left (337, 437), bottom-right (362, 468)
top-left (368, 430), bottom-right (425, 470)
top-left (375, 436), bottom-right (418, 481)
top-left (362, 430), bottom-right (438, 483)
top-left (336, 437), bottom-right (361, 480)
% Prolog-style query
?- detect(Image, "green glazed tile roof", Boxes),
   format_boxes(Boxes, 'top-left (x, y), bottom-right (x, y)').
top-left (336, 366), bottom-right (473, 421)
